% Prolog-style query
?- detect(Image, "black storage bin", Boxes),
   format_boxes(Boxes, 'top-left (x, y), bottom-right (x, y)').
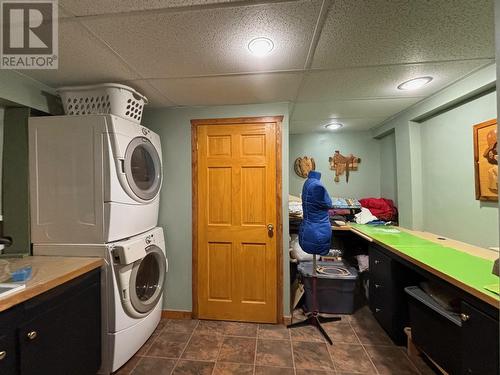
top-left (298, 261), bottom-right (360, 314)
top-left (405, 286), bottom-right (462, 375)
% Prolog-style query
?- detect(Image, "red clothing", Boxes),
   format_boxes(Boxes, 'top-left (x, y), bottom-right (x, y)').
top-left (359, 198), bottom-right (397, 221)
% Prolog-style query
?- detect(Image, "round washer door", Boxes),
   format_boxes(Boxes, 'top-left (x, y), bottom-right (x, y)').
top-left (124, 137), bottom-right (162, 201)
top-left (129, 246), bottom-right (166, 314)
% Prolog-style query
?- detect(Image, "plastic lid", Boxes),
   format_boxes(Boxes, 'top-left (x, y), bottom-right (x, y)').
top-left (298, 261), bottom-right (358, 279)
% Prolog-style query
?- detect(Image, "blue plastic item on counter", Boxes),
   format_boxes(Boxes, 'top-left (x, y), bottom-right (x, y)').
top-left (11, 265), bottom-right (32, 282)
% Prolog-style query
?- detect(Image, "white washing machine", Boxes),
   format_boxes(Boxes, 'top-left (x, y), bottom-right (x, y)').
top-left (33, 227), bottom-right (168, 374)
top-left (29, 114), bottom-right (162, 244)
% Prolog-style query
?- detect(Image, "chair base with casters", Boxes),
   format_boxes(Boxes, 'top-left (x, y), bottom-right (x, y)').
top-left (287, 254), bottom-right (341, 345)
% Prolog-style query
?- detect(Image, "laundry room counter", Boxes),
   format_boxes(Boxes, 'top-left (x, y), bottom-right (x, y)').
top-left (0, 256), bottom-right (103, 312)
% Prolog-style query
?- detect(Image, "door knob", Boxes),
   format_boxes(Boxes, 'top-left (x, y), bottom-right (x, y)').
top-left (267, 224), bottom-right (274, 237)
top-left (460, 313), bottom-right (470, 322)
top-left (27, 331), bottom-right (37, 340)
top-left (0, 351), bottom-right (6, 360)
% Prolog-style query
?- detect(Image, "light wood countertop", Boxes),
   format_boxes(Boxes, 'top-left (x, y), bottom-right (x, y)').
top-left (349, 224), bottom-right (499, 308)
top-left (0, 256), bottom-right (103, 312)
top-left (396, 227), bottom-right (499, 261)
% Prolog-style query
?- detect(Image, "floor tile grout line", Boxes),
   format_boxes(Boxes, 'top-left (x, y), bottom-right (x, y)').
top-left (123, 318), bottom-right (170, 374)
top-left (325, 328), bottom-right (338, 374)
top-left (169, 319), bottom-right (200, 375)
top-left (399, 345), bottom-right (425, 375)
top-left (288, 324), bottom-right (298, 375)
top-left (141, 318), bottom-right (168, 353)
top-left (346, 318), bottom-right (363, 346)
top-left (348, 319), bottom-right (381, 375)
top-left (253, 324), bottom-right (259, 375)
top-left (211, 322), bottom-right (228, 375)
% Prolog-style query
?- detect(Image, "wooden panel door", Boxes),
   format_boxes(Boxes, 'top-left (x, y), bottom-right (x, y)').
top-left (195, 119), bottom-right (279, 323)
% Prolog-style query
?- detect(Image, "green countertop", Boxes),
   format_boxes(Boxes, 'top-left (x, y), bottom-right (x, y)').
top-left (351, 224), bottom-right (500, 306)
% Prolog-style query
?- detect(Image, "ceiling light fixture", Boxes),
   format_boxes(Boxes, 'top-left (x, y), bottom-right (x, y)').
top-left (248, 37), bottom-right (274, 57)
top-left (325, 123), bottom-right (343, 130)
top-left (397, 76), bottom-right (433, 91)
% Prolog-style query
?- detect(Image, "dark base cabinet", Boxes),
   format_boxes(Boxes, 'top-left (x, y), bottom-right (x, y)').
top-left (0, 269), bottom-right (101, 375)
top-left (368, 244), bottom-right (419, 344)
top-left (0, 305), bottom-right (21, 375)
top-left (461, 302), bottom-right (499, 375)
top-left (368, 243), bottom-right (499, 375)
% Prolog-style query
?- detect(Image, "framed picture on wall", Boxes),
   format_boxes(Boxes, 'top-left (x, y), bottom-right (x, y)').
top-left (473, 119), bottom-right (498, 201)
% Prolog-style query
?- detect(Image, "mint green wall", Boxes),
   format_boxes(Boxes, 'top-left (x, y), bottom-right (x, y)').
top-left (379, 131), bottom-right (398, 205)
top-left (2, 108), bottom-right (31, 255)
top-left (0, 70), bottom-right (60, 114)
top-left (372, 63), bottom-right (497, 249)
top-left (0, 107), bottom-right (3, 216)
top-left (420, 92), bottom-right (498, 248)
top-left (289, 132), bottom-right (381, 199)
top-left (143, 103), bottom-right (291, 314)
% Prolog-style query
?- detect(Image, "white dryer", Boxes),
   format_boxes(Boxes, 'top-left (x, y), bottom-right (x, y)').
top-left (29, 114), bottom-right (163, 244)
top-left (32, 227), bottom-right (168, 374)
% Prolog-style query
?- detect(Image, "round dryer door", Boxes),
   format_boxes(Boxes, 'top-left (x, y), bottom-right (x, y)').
top-left (124, 137), bottom-right (162, 201)
top-left (129, 245), bottom-right (166, 314)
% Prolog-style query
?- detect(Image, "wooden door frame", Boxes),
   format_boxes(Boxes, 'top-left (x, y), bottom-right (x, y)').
top-left (191, 116), bottom-right (284, 323)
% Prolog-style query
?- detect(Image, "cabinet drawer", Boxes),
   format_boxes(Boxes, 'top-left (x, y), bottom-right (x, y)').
top-left (461, 302), bottom-right (499, 375)
top-left (0, 335), bottom-right (16, 375)
top-left (19, 270), bottom-right (101, 375)
top-left (0, 306), bottom-right (20, 375)
top-left (369, 280), bottom-right (394, 305)
top-left (369, 246), bottom-right (393, 278)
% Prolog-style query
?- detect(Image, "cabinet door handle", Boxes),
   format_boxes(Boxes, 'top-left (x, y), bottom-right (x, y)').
top-left (27, 331), bottom-right (38, 340)
top-left (0, 351), bottom-right (6, 360)
top-left (460, 313), bottom-right (470, 322)
top-left (374, 260), bottom-right (380, 264)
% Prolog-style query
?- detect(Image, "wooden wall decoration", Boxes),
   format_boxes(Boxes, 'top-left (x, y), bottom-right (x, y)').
top-left (328, 150), bottom-right (361, 183)
top-left (473, 119), bottom-right (497, 201)
top-left (294, 156), bottom-right (316, 178)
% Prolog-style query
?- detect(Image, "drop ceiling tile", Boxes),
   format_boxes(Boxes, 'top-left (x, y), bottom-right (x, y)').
top-left (82, 0), bottom-right (322, 77)
top-left (312, 0), bottom-right (494, 69)
top-left (298, 60), bottom-right (493, 101)
top-left (125, 80), bottom-right (176, 107)
top-left (292, 97), bottom-right (421, 121)
top-left (60, 0), bottom-right (245, 16)
top-left (290, 117), bottom-right (386, 134)
top-left (146, 72), bottom-right (302, 106)
top-left (58, 5), bottom-right (75, 18)
top-left (20, 20), bottom-right (140, 87)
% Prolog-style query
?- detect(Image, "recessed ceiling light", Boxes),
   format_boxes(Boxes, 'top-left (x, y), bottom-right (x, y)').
top-left (397, 76), bottom-right (433, 91)
top-left (325, 123), bottom-right (343, 130)
top-left (248, 37), bottom-right (274, 57)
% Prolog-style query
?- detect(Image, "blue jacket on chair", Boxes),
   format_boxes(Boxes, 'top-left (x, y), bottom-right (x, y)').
top-left (299, 171), bottom-right (333, 255)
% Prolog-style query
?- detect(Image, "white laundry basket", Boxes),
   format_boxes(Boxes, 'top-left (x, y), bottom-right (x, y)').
top-left (57, 83), bottom-right (148, 123)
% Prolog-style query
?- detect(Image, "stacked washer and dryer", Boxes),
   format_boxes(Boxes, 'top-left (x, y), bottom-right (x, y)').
top-left (28, 84), bottom-right (167, 374)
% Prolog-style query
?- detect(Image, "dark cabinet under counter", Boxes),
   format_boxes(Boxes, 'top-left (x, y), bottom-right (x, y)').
top-left (368, 244), bottom-right (420, 344)
top-left (0, 268), bottom-right (101, 375)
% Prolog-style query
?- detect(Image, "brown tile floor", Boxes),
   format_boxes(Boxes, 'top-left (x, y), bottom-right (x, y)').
top-left (113, 307), bottom-right (437, 375)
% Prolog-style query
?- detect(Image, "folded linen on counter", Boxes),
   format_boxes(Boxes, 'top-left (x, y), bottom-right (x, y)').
top-left (354, 207), bottom-right (378, 224)
top-left (289, 201), bottom-right (303, 217)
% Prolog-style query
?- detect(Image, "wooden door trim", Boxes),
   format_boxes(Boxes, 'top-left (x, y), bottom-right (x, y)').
top-left (191, 115), bottom-right (284, 323)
